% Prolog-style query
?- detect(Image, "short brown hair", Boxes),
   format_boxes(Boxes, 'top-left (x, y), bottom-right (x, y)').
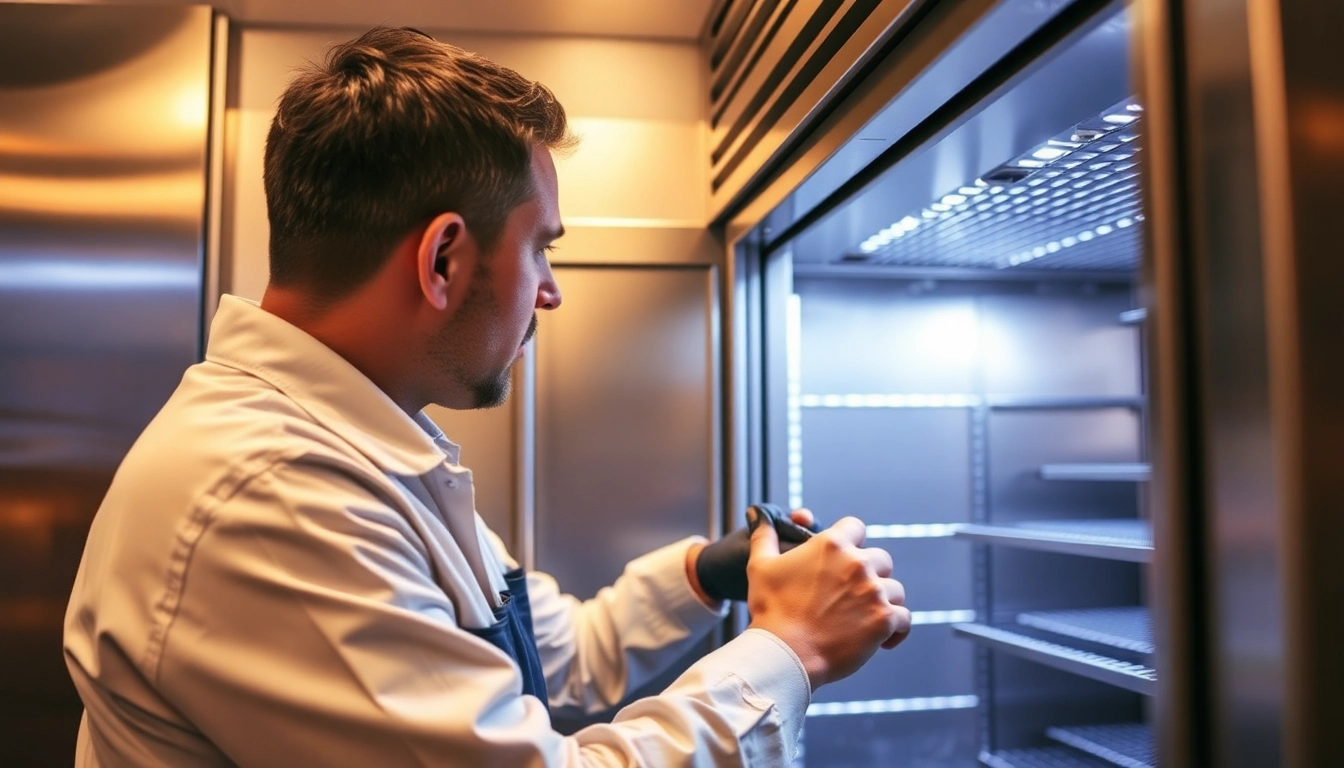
top-left (263, 27), bottom-right (574, 301)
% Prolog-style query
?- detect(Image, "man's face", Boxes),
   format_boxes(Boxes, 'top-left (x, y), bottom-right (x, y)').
top-left (431, 145), bottom-right (563, 409)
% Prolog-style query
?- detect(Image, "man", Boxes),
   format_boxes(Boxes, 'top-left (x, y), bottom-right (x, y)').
top-left (64, 27), bottom-right (911, 766)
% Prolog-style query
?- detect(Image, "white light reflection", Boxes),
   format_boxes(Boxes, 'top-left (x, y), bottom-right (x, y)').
top-left (807, 695), bottom-right (979, 718)
top-left (0, 260), bottom-right (199, 291)
top-left (997, 213), bottom-right (1140, 269)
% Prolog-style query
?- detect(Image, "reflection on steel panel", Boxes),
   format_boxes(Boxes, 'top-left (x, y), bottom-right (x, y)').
top-left (0, 4), bottom-right (214, 764)
top-left (534, 266), bottom-right (717, 600)
top-left (0, 4), bottom-right (213, 470)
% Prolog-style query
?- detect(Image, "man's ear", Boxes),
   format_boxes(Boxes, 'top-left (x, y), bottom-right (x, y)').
top-left (416, 212), bottom-right (473, 312)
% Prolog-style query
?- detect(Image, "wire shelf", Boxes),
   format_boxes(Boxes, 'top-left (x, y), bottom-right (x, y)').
top-left (980, 746), bottom-right (1117, 768)
top-left (1017, 607), bottom-right (1154, 654)
top-left (953, 623), bottom-right (1156, 695)
top-left (1046, 723), bottom-right (1155, 768)
top-left (955, 519), bottom-right (1152, 562)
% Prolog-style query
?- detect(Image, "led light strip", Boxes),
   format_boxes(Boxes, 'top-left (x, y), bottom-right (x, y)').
top-left (786, 294), bottom-right (804, 511)
top-left (866, 523), bottom-right (963, 539)
top-left (910, 609), bottom-right (977, 625)
top-left (807, 694), bottom-right (979, 717)
top-left (799, 393), bottom-right (982, 408)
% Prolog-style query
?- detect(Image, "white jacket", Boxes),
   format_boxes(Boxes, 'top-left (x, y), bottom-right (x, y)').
top-left (63, 295), bottom-right (810, 767)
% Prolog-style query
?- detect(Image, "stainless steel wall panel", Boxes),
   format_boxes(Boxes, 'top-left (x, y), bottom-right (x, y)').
top-left (978, 288), bottom-right (1138, 398)
top-left (534, 265), bottom-right (718, 600)
top-left (0, 4), bottom-right (214, 763)
top-left (0, 4), bottom-right (214, 469)
top-left (988, 548), bottom-right (1141, 620)
top-left (987, 409), bottom-right (1142, 524)
top-left (796, 278), bottom-right (980, 395)
top-left (802, 706), bottom-right (980, 768)
top-left (799, 408), bottom-right (972, 524)
top-left (812, 623), bottom-right (976, 705)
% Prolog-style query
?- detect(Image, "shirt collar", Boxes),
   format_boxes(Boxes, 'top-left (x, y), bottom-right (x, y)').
top-left (205, 295), bottom-right (456, 476)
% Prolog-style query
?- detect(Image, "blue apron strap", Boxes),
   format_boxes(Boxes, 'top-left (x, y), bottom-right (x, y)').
top-left (463, 569), bottom-right (549, 711)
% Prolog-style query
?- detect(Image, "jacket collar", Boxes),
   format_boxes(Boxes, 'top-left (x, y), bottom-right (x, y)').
top-left (205, 295), bottom-right (456, 476)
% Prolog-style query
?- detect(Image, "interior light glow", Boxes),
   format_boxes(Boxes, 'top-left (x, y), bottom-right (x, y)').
top-left (1095, 224), bottom-right (1114, 235)
top-left (1031, 147), bottom-right (1069, 160)
top-left (941, 194), bottom-right (967, 205)
top-left (922, 209), bottom-right (938, 219)
top-left (1046, 241), bottom-right (1062, 252)
top-left (899, 215), bottom-right (920, 229)
top-left (1015, 158), bottom-right (1046, 168)
top-left (959, 186), bottom-right (985, 196)
top-left (807, 695), bottom-right (978, 718)
top-left (1062, 236), bottom-right (1078, 247)
top-left (1126, 103), bottom-right (1144, 111)
top-left (1078, 230), bottom-right (1095, 242)
top-left (1116, 217), bottom-right (1134, 228)
top-left (930, 202), bottom-right (951, 212)
top-left (860, 241), bottom-right (878, 253)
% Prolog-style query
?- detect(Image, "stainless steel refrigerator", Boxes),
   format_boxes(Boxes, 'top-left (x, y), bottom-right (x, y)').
top-left (711, 0), bottom-right (1344, 765)
top-left (0, 4), bottom-right (220, 764)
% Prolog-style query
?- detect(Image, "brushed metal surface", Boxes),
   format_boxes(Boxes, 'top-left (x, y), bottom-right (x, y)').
top-left (534, 265), bottom-right (719, 600)
top-left (0, 3), bottom-right (214, 470)
top-left (0, 4), bottom-right (214, 764)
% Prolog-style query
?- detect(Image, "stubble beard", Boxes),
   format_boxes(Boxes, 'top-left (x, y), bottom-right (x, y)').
top-left (442, 278), bottom-right (538, 410)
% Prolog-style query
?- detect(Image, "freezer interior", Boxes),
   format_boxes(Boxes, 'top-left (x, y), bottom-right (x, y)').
top-left (756, 5), bottom-right (1154, 767)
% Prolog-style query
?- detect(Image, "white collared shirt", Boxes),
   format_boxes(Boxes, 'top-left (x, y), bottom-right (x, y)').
top-left (64, 295), bottom-right (810, 767)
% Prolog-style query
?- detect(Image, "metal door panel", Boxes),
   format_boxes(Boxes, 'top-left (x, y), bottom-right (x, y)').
top-left (534, 265), bottom-right (718, 600)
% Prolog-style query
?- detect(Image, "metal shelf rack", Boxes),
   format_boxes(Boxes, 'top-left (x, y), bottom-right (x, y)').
top-left (1016, 607), bottom-right (1153, 654)
top-left (955, 518), bottom-right (1152, 562)
top-left (1039, 463), bottom-right (1151, 482)
top-left (1046, 723), bottom-right (1155, 768)
top-left (952, 622), bottom-right (1156, 696)
top-left (979, 745), bottom-right (1117, 768)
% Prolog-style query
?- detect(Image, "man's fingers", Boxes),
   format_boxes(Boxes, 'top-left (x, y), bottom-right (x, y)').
top-left (882, 577), bottom-right (905, 607)
top-left (827, 516), bottom-right (868, 546)
top-left (864, 547), bottom-right (894, 579)
top-left (789, 508), bottom-right (818, 532)
top-left (882, 605), bottom-right (913, 650)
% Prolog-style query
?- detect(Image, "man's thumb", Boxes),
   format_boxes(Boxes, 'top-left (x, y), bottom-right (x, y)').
top-left (748, 506), bottom-right (781, 561)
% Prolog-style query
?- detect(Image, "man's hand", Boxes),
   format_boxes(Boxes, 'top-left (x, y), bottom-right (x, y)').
top-left (746, 511), bottom-right (911, 691)
top-left (689, 505), bottom-right (817, 603)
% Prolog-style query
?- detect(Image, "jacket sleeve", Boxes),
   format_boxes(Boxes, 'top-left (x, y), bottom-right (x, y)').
top-left (499, 532), bottom-right (733, 714)
top-left (156, 459), bottom-right (810, 767)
